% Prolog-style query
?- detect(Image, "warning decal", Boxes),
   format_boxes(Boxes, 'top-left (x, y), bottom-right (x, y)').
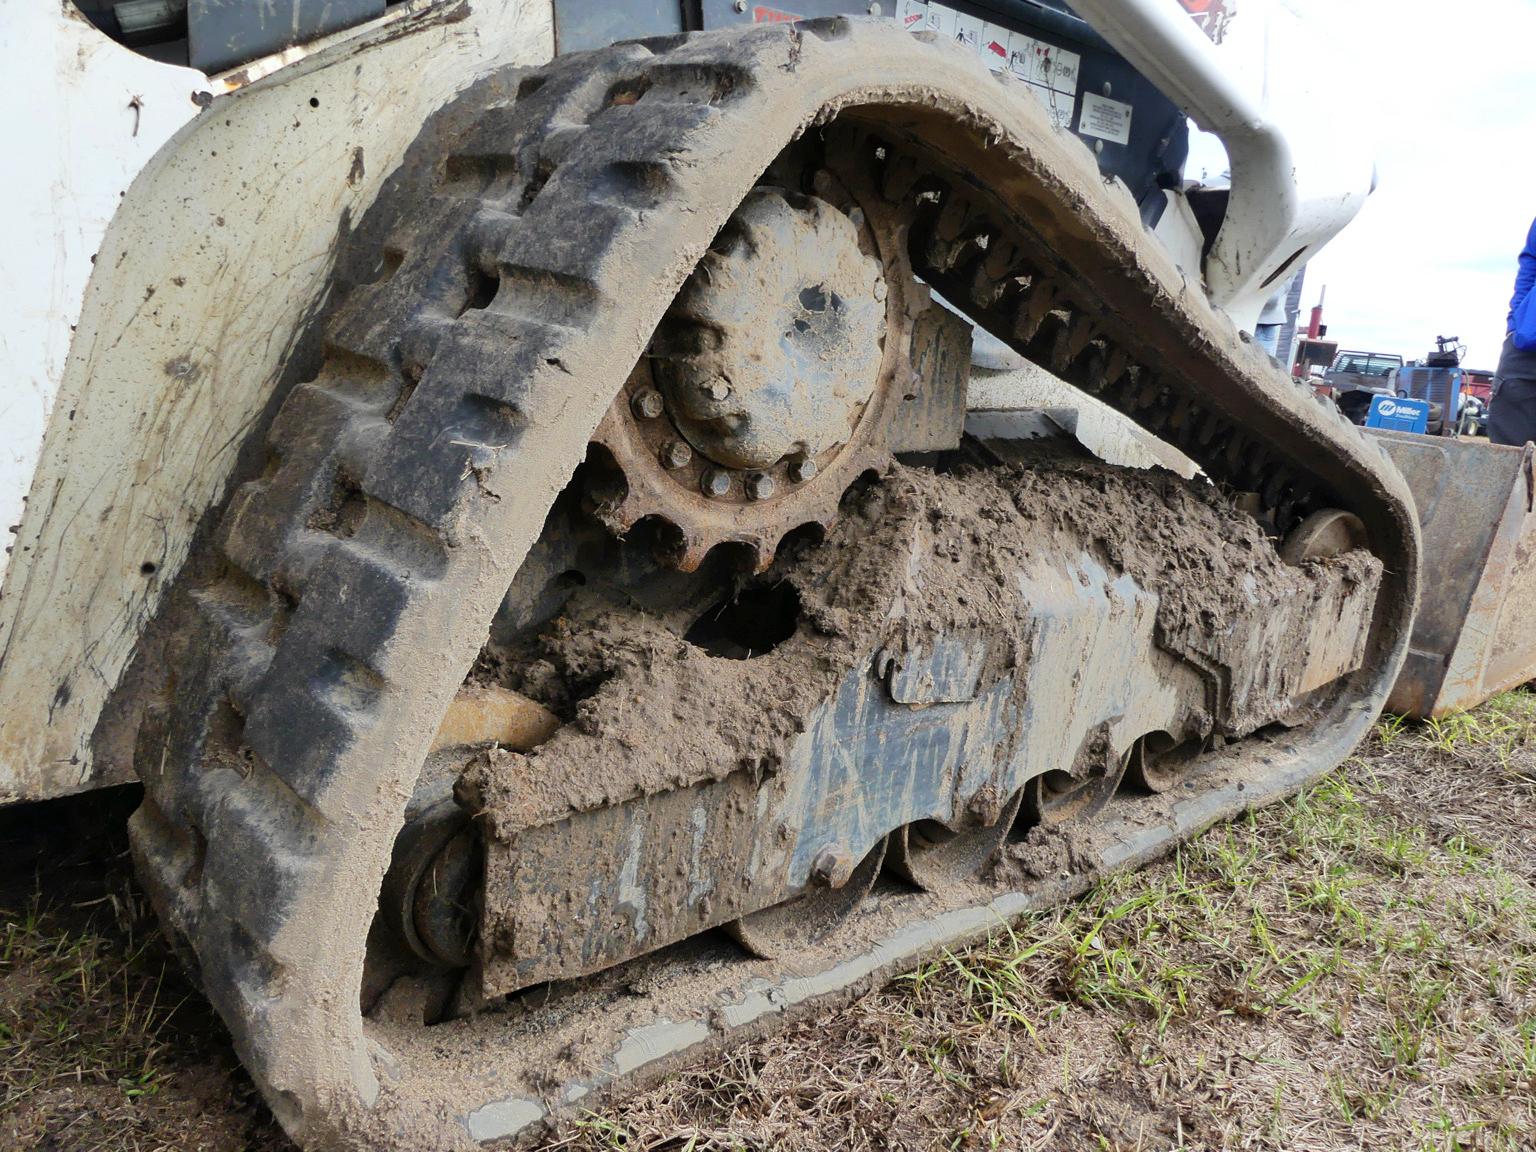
top-left (1077, 93), bottom-right (1133, 146)
top-left (894, 0), bottom-right (1080, 133)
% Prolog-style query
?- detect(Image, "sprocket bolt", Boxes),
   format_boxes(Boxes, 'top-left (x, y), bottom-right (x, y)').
top-left (788, 455), bottom-right (818, 484)
top-left (661, 440), bottom-right (692, 470)
top-left (745, 472), bottom-right (776, 501)
top-left (631, 389), bottom-right (665, 419)
top-left (701, 469), bottom-right (733, 498)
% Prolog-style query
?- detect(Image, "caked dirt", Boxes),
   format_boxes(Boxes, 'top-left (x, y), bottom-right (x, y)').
top-left (465, 456), bottom-right (1373, 831)
top-left (4, 457), bottom-right (1390, 1151)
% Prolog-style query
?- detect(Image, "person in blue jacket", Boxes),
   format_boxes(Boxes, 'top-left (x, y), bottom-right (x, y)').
top-left (1488, 218), bottom-right (1536, 446)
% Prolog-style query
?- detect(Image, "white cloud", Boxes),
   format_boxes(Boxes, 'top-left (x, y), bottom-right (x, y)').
top-left (1298, 0), bottom-right (1536, 370)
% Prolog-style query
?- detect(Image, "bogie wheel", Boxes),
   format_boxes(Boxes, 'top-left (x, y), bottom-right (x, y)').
top-left (889, 789), bottom-right (1025, 890)
top-left (1022, 734), bottom-right (1131, 829)
top-left (1126, 731), bottom-right (1204, 794)
top-left (725, 840), bottom-right (888, 959)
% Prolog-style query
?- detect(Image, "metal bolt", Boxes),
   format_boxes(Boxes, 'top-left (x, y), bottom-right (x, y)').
top-left (660, 440), bottom-right (692, 470)
top-left (631, 388), bottom-right (665, 419)
top-left (867, 1), bottom-right (882, 13)
top-left (788, 455), bottom-right (818, 484)
top-left (705, 379), bottom-right (731, 402)
top-left (745, 472), bottom-right (776, 501)
top-left (733, 0), bottom-right (747, 10)
top-left (810, 846), bottom-right (852, 887)
top-left (701, 469), bottom-right (733, 498)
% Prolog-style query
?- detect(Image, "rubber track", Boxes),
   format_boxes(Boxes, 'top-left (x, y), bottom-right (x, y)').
top-left (124, 19), bottom-right (1420, 1150)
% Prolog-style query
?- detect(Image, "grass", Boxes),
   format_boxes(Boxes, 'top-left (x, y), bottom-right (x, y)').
top-left (0, 791), bottom-right (287, 1151)
top-left (557, 694), bottom-right (1536, 1150)
top-left (4, 694), bottom-right (1535, 1151)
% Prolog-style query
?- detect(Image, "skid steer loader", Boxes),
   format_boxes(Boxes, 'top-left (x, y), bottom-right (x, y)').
top-left (3, 0), bottom-right (1508, 1146)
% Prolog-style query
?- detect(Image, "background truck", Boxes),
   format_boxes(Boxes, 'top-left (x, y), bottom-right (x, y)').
top-left (1324, 347), bottom-right (1405, 422)
top-left (1, 1), bottom-right (1527, 1148)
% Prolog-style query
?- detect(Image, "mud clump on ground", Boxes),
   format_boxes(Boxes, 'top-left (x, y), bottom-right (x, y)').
top-left (991, 822), bottom-right (1101, 884)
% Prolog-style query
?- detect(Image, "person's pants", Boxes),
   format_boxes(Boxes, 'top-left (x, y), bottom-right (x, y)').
top-left (1488, 334), bottom-right (1536, 446)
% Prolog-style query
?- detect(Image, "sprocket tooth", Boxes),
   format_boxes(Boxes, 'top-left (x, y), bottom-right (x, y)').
top-left (604, 493), bottom-right (643, 534)
top-left (1013, 278), bottom-right (1058, 344)
top-left (671, 532), bottom-right (711, 573)
top-left (747, 536), bottom-right (776, 574)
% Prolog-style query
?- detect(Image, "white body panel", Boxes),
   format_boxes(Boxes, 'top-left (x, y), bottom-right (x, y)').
top-left (0, 4), bottom-right (208, 583)
top-left (0, 0), bottom-right (1372, 802)
top-left (1070, 0), bottom-right (1376, 327)
top-left (0, 1), bottom-right (553, 802)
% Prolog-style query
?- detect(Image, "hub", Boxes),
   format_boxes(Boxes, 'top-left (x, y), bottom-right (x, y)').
top-left (654, 188), bottom-right (886, 471)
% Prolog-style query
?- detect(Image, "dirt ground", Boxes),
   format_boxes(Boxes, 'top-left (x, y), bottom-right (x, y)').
top-left (4, 694), bottom-right (1534, 1152)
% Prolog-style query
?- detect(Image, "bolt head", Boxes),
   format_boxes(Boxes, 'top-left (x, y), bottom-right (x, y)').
top-left (631, 388), bottom-right (665, 419)
top-left (872, 276), bottom-right (887, 302)
top-left (733, 0), bottom-right (747, 10)
top-left (701, 469), bottom-right (733, 498)
top-left (745, 472), bottom-right (776, 501)
top-left (661, 440), bottom-right (692, 470)
top-left (705, 379), bottom-right (732, 402)
top-left (810, 845), bottom-right (853, 887)
top-left (788, 455), bottom-right (818, 484)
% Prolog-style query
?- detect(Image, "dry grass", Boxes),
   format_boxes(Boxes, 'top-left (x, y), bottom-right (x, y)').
top-left (556, 693), bottom-right (1536, 1151)
top-left (0, 791), bottom-right (288, 1152)
top-left (4, 694), bottom-right (1535, 1151)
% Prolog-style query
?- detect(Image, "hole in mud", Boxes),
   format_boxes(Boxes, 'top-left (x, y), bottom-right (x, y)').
top-left (459, 267), bottom-right (498, 314)
top-left (776, 521), bottom-right (826, 560)
top-left (685, 582), bottom-right (800, 660)
top-left (140, 561), bottom-right (157, 575)
top-left (604, 75), bottom-right (652, 108)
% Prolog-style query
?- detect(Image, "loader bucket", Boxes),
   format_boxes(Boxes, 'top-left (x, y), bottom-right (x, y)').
top-left (1371, 430), bottom-right (1536, 718)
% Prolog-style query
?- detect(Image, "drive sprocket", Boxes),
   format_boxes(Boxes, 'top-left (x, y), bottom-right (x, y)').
top-left (588, 167), bottom-right (924, 571)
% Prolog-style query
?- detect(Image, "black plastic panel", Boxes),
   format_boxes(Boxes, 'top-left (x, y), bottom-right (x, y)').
top-left (695, 0), bottom-right (1186, 217)
top-left (553, 0), bottom-right (687, 54)
top-left (188, 0), bottom-right (385, 74)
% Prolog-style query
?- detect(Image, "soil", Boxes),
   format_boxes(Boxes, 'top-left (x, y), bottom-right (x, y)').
top-left (6, 699), bottom-right (1534, 1151)
top-left (0, 789), bottom-right (289, 1152)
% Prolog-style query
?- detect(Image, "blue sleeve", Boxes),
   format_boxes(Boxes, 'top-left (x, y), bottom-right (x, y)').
top-left (1510, 217), bottom-right (1536, 327)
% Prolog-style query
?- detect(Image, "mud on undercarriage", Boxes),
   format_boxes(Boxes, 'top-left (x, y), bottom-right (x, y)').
top-left (361, 442), bottom-right (1384, 1146)
top-left (444, 452), bottom-right (1382, 1001)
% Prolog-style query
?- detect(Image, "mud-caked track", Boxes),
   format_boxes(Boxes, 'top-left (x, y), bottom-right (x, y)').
top-left (119, 18), bottom-right (1419, 1150)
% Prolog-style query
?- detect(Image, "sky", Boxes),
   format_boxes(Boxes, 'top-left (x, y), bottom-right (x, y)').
top-left (1272, 0), bottom-right (1536, 370)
